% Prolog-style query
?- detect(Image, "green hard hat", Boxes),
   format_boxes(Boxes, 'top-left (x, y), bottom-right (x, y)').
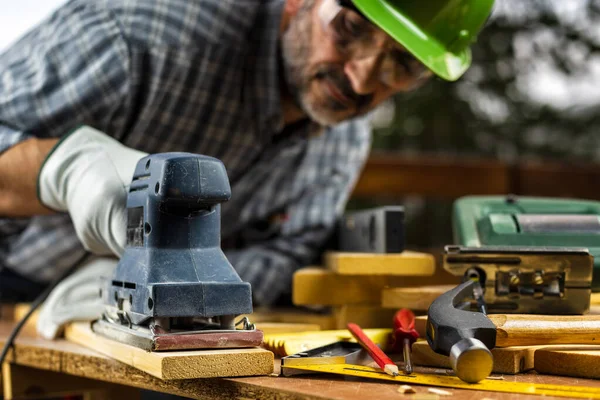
top-left (351, 0), bottom-right (495, 81)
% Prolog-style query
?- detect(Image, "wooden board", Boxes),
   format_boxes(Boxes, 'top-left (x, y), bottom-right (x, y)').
top-left (535, 345), bottom-right (600, 379)
top-left (333, 306), bottom-right (397, 329)
top-left (243, 308), bottom-right (337, 330)
top-left (253, 322), bottom-right (322, 335)
top-left (381, 286), bottom-right (452, 310)
top-left (411, 341), bottom-right (538, 374)
top-left (293, 268), bottom-right (460, 306)
top-left (64, 322), bottom-right (274, 380)
top-left (263, 329), bottom-right (391, 357)
top-left (325, 251), bottom-right (435, 276)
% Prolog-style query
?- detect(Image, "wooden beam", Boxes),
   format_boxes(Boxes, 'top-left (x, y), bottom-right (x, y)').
top-left (381, 286), bottom-right (452, 310)
top-left (535, 346), bottom-right (600, 379)
top-left (325, 251), bottom-right (435, 276)
top-left (64, 323), bottom-right (273, 380)
top-left (293, 268), bottom-right (459, 306)
top-left (353, 154), bottom-right (509, 199)
top-left (515, 161), bottom-right (600, 200)
top-left (333, 306), bottom-right (398, 330)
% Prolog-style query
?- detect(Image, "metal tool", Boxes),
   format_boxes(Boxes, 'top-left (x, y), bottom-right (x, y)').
top-left (337, 206), bottom-right (404, 253)
top-left (426, 280), bottom-right (496, 383)
top-left (93, 153), bottom-right (262, 351)
top-left (281, 341), bottom-right (369, 376)
top-left (444, 245), bottom-right (593, 314)
top-left (453, 195), bottom-right (600, 290)
top-left (391, 309), bottom-right (419, 375)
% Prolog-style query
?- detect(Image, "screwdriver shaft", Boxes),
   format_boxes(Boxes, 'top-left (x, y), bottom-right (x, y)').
top-left (402, 338), bottom-right (413, 374)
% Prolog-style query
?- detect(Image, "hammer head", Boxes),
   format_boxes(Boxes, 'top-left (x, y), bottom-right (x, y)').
top-left (426, 280), bottom-right (497, 382)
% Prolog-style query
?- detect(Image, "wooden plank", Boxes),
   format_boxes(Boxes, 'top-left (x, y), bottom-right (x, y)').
top-left (263, 329), bottom-right (391, 357)
top-left (515, 161), bottom-right (600, 200)
top-left (293, 268), bottom-right (460, 306)
top-left (325, 251), bottom-right (435, 276)
top-left (381, 286), bottom-right (452, 310)
top-left (64, 322), bottom-right (273, 380)
top-left (411, 341), bottom-right (537, 375)
top-left (534, 345), bottom-right (600, 379)
top-left (253, 323), bottom-right (321, 335)
top-left (244, 308), bottom-right (337, 330)
top-left (333, 306), bottom-right (397, 329)
top-left (2, 363), bottom-right (140, 400)
top-left (353, 154), bottom-right (509, 199)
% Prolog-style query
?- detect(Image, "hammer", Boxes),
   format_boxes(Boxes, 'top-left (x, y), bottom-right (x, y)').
top-left (426, 280), bottom-right (496, 383)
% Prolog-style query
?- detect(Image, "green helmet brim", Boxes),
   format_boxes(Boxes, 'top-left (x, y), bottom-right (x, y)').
top-left (351, 0), bottom-right (495, 81)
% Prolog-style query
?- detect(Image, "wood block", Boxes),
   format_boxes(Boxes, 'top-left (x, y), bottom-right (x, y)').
top-left (253, 322), bottom-right (322, 335)
top-left (381, 286), bottom-right (453, 310)
top-left (263, 328), bottom-right (391, 357)
top-left (244, 308), bottom-right (337, 330)
top-left (535, 345), bottom-right (600, 379)
top-left (411, 340), bottom-right (538, 374)
top-left (64, 322), bottom-right (274, 380)
top-left (293, 268), bottom-right (460, 306)
top-left (333, 306), bottom-right (396, 329)
top-left (325, 251), bottom-right (435, 276)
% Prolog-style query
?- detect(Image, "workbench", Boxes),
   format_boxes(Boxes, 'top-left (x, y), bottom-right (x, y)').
top-left (2, 321), bottom-right (600, 400)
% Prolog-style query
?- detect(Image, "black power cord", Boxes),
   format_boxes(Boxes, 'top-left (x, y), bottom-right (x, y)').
top-left (0, 253), bottom-right (89, 366)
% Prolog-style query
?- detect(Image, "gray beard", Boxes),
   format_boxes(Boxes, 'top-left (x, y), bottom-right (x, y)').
top-left (280, 1), bottom-right (346, 126)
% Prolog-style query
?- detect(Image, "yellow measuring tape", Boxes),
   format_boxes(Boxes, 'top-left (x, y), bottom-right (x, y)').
top-left (283, 364), bottom-right (600, 399)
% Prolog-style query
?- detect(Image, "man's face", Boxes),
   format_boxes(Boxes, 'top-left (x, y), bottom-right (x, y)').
top-left (281, 0), bottom-right (432, 126)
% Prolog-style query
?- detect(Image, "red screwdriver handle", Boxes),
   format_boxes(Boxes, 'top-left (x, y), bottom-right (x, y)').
top-left (392, 309), bottom-right (419, 352)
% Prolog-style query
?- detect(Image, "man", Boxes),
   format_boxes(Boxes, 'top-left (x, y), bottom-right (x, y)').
top-left (0, 0), bottom-right (494, 337)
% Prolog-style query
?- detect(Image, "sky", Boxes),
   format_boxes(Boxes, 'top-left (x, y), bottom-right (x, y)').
top-left (0, 0), bottom-right (66, 51)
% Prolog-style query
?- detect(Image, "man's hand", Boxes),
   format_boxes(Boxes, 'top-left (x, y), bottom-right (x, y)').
top-left (38, 126), bottom-right (148, 257)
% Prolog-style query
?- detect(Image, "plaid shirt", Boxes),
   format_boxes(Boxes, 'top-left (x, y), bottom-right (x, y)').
top-left (0, 0), bottom-right (371, 305)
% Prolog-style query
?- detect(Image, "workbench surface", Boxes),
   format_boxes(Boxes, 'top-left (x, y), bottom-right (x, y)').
top-left (2, 321), bottom-right (599, 400)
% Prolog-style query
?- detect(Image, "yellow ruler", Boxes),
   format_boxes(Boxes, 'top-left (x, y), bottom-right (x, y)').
top-left (283, 364), bottom-right (600, 399)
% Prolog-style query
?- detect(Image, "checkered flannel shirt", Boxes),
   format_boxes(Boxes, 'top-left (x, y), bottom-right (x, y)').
top-left (0, 0), bottom-right (371, 305)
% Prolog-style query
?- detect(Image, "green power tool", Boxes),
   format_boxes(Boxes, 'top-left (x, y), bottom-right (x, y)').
top-left (445, 195), bottom-right (600, 315)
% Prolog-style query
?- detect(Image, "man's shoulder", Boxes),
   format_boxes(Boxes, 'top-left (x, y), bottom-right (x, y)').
top-left (93, 0), bottom-right (270, 50)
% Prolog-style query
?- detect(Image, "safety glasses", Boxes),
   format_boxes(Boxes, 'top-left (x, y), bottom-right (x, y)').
top-left (318, 0), bottom-right (432, 88)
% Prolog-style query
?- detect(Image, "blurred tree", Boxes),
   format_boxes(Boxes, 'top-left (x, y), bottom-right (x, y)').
top-left (374, 0), bottom-right (600, 162)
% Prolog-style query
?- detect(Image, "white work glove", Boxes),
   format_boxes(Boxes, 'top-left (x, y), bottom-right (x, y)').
top-left (38, 125), bottom-right (147, 256)
top-left (37, 257), bottom-right (117, 339)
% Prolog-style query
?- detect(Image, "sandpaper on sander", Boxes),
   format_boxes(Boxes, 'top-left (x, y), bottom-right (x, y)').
top-left (93, 153), bottom-right (262, 351)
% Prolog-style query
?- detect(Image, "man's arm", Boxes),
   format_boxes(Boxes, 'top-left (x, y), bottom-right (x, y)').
top-left (0, 2), bottom-right (132, 216)
top-left (0, 138), bottom-right (58, 217)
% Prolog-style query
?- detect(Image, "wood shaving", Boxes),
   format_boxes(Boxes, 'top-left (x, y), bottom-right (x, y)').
top-left (486, 375), bottom-right (505, 380)
top-left (398, 385), bottom-right (416, 394)
top-left (428, 388), bottom-right (452, 396)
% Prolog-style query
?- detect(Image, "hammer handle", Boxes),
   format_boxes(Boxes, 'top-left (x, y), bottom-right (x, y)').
top-left (489, 315), bottom-right (600, 347)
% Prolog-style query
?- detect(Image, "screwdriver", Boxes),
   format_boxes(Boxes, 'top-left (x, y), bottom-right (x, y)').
top-left (393, 308), bottom-right (419, 375)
